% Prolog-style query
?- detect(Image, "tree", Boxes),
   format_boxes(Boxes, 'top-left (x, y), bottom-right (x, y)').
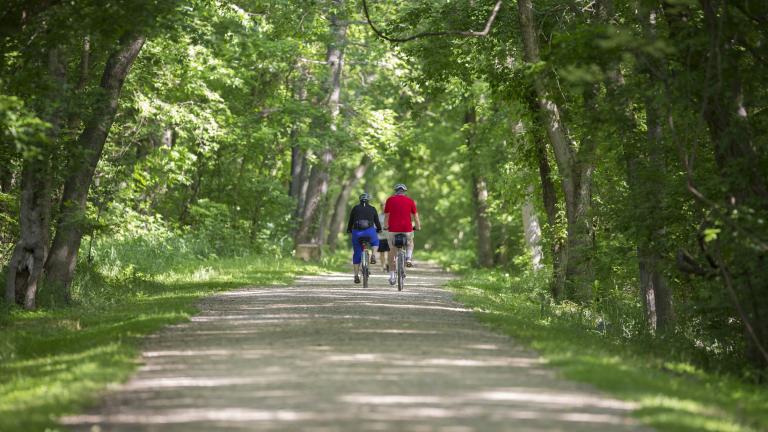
top-left (44, 32), bottom-right (145, 301)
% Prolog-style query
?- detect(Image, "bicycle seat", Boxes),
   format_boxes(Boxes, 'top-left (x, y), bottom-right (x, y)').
top-left (358, 236), bottom-right (371, 245)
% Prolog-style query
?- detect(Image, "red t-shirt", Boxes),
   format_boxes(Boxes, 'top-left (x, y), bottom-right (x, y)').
top-left (384, 194), bottom-right (417, 232)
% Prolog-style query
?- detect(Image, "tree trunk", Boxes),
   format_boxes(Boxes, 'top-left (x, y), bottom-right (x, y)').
top-left (522, 92), bottom-right (566, 298)
top-left (517, 0), bottom-right (593, 302)
top-left (591, 0), bottom-right (675, 334)
top-left (295, 150), bottom-right (311, 219)
top-left (289, 145), bottom-right (305, 201)
top-left (327, 156), bottom-right (370, 250)
top-left (472, 175), bottom-right (493, 267)
top-left (295, 0), bottom-right (347, 244)
top-left (289, 65), bottom-right (309, 208)
top-left (296, 150), bottom-right (332, 243)
top-left (534, 127), bottom-right (565, 298)
top-left (522, 186), bottom-right (544, 270)
top-left (464, 106), bottom-right (493, 267)
top-left (315, 193), bottom-right (334, 246)
top-left (565, 90), bottom-right (596, 302)
top-left (44, 33), bottom-right (145, 300)
top-left (632, 97), bottom-right (674, 333)
top-left (5, 46), bottom-right (67, 309)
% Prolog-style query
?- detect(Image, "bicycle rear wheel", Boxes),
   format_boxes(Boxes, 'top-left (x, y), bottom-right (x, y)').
top-left (362, 250), bottom-right (369, 288)
top-left (397, 251), bottom-right (404, 291)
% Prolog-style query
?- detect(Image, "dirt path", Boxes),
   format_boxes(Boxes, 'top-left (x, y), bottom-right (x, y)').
top-left (62, 263), bottom-right (651, 432)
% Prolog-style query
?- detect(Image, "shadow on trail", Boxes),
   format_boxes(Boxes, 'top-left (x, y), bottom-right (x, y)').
top-left (61, 263), bottom-right (651, 432)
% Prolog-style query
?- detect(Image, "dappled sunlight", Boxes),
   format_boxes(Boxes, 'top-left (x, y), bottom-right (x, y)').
top-left (122, 376), bottom-right (268, 390)
top-left (62, 408), bottom-right (320, 424)
top-left (351, 329), bottom-right (441, 335)
top-left (470, 388), bottom-right (637, 410)
top-left (62, 265), bottom-right (652, 432)
top-left (466, 344), bottom-right (499, 350)
top-left (357, 303), bottom-right (473, 312)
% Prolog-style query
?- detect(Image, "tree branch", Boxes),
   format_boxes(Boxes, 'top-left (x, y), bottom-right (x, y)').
top-left (361, 0), bottom-right (502, 43)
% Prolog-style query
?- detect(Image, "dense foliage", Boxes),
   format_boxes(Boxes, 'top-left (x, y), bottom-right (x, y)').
top-left (1, 0), bottom-right (767, 386)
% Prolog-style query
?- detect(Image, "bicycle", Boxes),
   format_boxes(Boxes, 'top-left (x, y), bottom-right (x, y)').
top-left (392, 233), bottom-right (408, 291)
top-left (358, 236), bottom-right (372, 288)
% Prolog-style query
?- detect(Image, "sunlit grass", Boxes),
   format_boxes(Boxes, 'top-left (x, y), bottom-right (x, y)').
top-left (0, 254), bottom-right (321, 432)
top-left (449, 269), bottom-right (768, 432)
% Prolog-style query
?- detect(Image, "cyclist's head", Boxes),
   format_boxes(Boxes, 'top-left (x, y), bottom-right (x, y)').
top-left (359, 192), bottom-right (371, 204)
top-left (394, 183), bottom-right (408, 193)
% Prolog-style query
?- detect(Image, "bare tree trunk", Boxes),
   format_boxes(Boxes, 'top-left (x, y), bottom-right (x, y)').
top-left (633, 97), bottom-right (674, 333)
top-left (289, 145), bottom-right (305, 199)
top-left (44, 33), bottom-right (145, 300)
top-left (295, 150), bottom-right (311, 219)
top-left (523, 92), bottom-right (566, 299)
top-left (517, 0), bottom-right (594, 303)
top-left (289, 65), bottom-right (309, 207)
top-left (565, 90), bottom-right (596, 302)
top-left (534, 129), bottom-right (565, 298)
top-left (464, 106), bottom-right (493, 267)
top-left (327, 156), bottom-right (370, 249)
top-left (316, 193), bottom-right (333, 246)
top-left (616, 4), bottom-right (675, 333)
top-left (296, 150), bottom-right (331, 243)
top-left (473, 175), bottom-right (493, 267)
top-left (296, 0), bottom-right (347, 244)
top-left (5, 46), bottom-right (66, 309)
top-left (522, 186), bottom-right (544, 270)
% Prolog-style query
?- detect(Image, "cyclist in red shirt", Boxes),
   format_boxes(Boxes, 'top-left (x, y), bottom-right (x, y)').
top-left (383, 183), bottom-right (421, 285)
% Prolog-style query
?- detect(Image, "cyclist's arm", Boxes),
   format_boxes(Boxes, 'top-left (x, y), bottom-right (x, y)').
top-left (373, 208), bottom-right (382, 231)
top-left (383, 212), bottom-right (389, 230)
top-left (413, 212), bottom-right (421, 231)
top-left (347, 207), bottom-right (355, 233)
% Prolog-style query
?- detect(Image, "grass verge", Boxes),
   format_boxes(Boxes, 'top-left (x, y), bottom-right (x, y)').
top-left (0, 255), bottom-right (325, 432)
top-left (448, 269), bottom-right (768, 432)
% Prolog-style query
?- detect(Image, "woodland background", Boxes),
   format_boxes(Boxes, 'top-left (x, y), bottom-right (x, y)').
top-left (1, 0), bottom-right (767, 398)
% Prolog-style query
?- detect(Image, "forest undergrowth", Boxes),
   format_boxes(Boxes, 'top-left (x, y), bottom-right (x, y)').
top-left (0, 224), bottom-right (332, 432)
top-left (444, 261), bottom-right (768, 432)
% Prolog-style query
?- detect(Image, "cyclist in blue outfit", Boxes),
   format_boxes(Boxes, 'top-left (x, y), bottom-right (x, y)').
top-left (347, 192), bottom-right (381, 284)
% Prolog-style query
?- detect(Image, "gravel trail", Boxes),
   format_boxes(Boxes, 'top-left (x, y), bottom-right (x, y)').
top-left (62, 263), bottom-right (651, 432)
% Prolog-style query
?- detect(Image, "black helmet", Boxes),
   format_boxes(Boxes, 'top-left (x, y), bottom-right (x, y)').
top-left (394, 183), bottom-right (407, 192)
top-left (359, 192), bottom-right (371, 203)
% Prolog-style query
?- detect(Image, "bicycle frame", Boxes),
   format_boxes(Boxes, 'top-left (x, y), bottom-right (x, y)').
top-left (393, 239), bottom-right (407, 291)
top-left (360, 239), bottom-right (370, 288)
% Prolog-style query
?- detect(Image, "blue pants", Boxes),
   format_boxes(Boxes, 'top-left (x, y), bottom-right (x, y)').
top-left (351, 227), bottom-right (380, 264)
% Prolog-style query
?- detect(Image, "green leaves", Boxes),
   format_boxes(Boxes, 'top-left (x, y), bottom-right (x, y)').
top-left (703, 228), bottom-right (721, 243)
top-left (0, 94), bottom-right (51, 159)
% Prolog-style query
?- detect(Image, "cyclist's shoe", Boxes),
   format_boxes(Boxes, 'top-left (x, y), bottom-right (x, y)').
top-left (354, 275), bottom-right (361, 284)
top-left (370, 255), bottom-right (376, 265)
top-left (406, 259), bottom-right (414, 268)
top-left (389, 275), bottom-right (396, 285)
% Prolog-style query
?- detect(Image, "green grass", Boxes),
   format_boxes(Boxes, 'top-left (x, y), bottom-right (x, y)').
top-left (0, 254), bottom-right (326, 432)
top-left (448, 269), bottom-right (768, 432)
